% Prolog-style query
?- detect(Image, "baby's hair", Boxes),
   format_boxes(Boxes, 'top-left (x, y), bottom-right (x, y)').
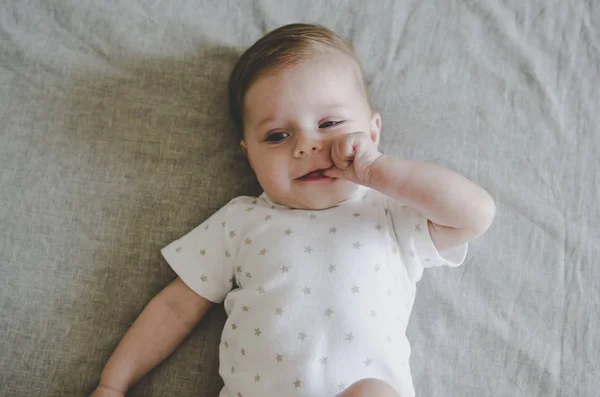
top-left (228, 23), bottom-right (368, 138)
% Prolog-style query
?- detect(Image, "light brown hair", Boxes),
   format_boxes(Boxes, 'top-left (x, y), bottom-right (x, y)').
top-left (228, 23), bottom-right (368, 137)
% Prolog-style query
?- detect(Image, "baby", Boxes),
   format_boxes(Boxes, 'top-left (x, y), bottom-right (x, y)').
top-left (91, 23), bottom-right (495, 397)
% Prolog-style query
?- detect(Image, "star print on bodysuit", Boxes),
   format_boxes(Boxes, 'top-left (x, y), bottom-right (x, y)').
top-left (161, 186), bottom-right (468, 397)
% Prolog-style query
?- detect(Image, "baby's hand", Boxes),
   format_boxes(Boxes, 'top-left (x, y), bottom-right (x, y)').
top-left (90, 385), bottom-right (125, 397)
top-left (324, 131), bottom-right (382, 187)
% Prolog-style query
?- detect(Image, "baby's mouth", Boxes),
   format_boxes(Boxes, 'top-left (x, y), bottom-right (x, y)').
top-left (297, 169), bottom-right (329, 181)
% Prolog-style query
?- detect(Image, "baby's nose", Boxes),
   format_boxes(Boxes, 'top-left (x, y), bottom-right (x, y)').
top-left (297, 145), bottom-right (318, 156)
top-left (293, 137), bottom-right (323, 158)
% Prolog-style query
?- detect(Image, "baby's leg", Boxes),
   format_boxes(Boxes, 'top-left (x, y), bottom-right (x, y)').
top-left (336, 378), bottom-right (403, 397)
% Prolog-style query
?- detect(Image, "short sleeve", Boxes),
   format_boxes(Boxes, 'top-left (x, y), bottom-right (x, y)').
top-left (161, 202), bottom-right (236, 303)
top-left (386, 197), bottom-right (468, 282)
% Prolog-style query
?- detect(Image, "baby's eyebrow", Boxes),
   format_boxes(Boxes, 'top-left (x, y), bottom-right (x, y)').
top-left (323, 103), bottom-right (346, 109)
top-left (254, 116), bottom-right (275, 129)
top-left (251, 103), bottom-right (348, 129)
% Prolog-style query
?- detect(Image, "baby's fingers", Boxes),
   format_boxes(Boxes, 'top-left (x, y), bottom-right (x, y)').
top-left (331, 137), bottom-right (355, 169)
top-left (323, 166), bottom-right (344, 179)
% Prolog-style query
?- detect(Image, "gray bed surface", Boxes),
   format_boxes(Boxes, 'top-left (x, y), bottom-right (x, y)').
top-left (1, 1), bottom-right (598, 396)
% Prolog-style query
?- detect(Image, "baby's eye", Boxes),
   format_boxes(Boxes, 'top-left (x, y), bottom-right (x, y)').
top-left (265, 132), bottom-right (289, 143)
top-left (319, 120), bottom-right (343, 129)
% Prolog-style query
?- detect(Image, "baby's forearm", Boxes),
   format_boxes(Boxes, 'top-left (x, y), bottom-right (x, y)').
top-left (99, 279), bottom-right (213, 393)
top-left (369, 155), bottom-right (495, 234)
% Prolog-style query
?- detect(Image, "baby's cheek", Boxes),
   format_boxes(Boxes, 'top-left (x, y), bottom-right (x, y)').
top-left (260, 168), bottom-right (287, 192)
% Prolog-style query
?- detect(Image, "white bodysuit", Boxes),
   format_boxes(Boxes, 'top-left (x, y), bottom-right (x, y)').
top-left (161, 186), bottom-right (467, 397)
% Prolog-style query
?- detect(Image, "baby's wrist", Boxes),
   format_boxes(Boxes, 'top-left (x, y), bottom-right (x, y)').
top-left (95, 384), bottom-right (126, 397)
top-left (367, 154), bottom-right (412, 198)
top-left (98, 368), bottom-right (130, 395)
top-left (365, 153), bottom-right (388, 187)
top-left (359, 150), bottom-right (382, 186)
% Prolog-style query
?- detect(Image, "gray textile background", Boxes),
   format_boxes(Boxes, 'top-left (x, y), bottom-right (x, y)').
top-left (1, 1), bottom-right (598, 396)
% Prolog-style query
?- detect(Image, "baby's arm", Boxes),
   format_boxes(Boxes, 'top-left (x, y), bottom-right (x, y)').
top-left (325, 132), bottom-right (495, 251)
top-left (369, 156), bottom-right (496, 251)
top-left (91, 278), bottom-right (213, 396)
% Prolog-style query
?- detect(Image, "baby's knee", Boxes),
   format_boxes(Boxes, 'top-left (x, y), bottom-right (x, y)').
top-left (337, 378), bottom-right (402, 397)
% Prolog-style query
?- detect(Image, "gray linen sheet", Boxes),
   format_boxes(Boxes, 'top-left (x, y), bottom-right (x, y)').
top-left (1, 1), bottom-right (598, 396)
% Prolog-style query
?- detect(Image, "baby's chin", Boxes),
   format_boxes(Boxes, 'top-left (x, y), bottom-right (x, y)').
top-left (271, 181), bottom-right (360, 210)
top-left (289, 198), bottom-right (341, 211)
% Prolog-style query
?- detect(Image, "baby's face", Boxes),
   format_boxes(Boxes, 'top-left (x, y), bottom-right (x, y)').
top-left (241, 54), bottom-right (381, 210)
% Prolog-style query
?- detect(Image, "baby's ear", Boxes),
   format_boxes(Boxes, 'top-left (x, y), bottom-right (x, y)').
top-left (240, 140), bottom-right (248, 156)
top-left (370, 112), bottom-right (382, 145)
